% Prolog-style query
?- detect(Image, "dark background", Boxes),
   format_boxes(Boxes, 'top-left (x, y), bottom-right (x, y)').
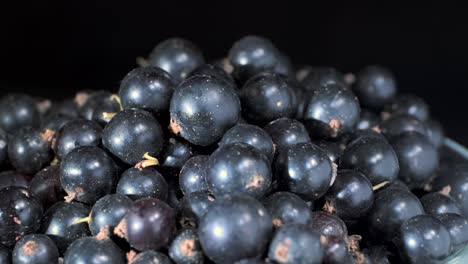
top-left (1, 2), bottom-right (467, 144)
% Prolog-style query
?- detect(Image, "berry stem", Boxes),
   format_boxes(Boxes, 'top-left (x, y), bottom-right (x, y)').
top-left (372, 181), bottom-right (389, 191)
top-left (134, 152), bottom-right (159, 169)
top-left (72, 216), bottom-right (90, 225)
top-left (110, 94), bottom-right (124, 111)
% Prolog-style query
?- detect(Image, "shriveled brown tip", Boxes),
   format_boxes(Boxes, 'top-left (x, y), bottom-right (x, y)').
top-left (274, 239), bottom-right (290, 262)
top-left (272, 218), bottom-right (283, 227)
top-left (136, 56), bottom-right (149, 67)
top-left (221, 58), bottom-right (234, 74)
top-left (114, 219), bottom-right (127, 239)
top-left (344, 73), bottom-right (356, 85)
top-left (64, 187), bottom-right (83, 203)
top-left (74, 92), bottom-right (90, 107)
top-left (246, 175), bottom-right (264, 189)
top-left (37, 99), bottom-right (52, 114)
top-left (440, 185), bottom-right (452, 196)
top-left (347, 235), bottom-right (362, 253)
top-left (372, 126), bottom-right (382, 133)
top-left (96, 226), bottom-right (110, 241)
top-left (13, 217), bottom-right (22, 225)
top-left (22, 240), bottom-right (39, 256)
top-left (126, 250), bottom-right (137, 264)
top-left (381, 112), bottom-right (391, 121)
top-left (169, 118), bottom-right (182, 135)
top-left (329, 119), bottom-right (341, 138)
top-left (353, 251), bottom-right (366, 264)
top-left (179, 239), bottom-right (196, 257)
top-left (40, 129), bottom-right (56, 143)
top-left (320, 235), bottom-right (328, 245)
top-left (323, 200), bottom-right (336, 214)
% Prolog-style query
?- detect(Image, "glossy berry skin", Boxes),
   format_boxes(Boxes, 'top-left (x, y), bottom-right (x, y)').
top-left (264, 118), bottom-right (311, 151)
top-left (240, 71), bottom-right (295, 125)
top-left (356, 110), bottom-right (380, 130)
top-left (395, 215), bottom-right (452, 263)
top-left (102, 108), bottom-right (164, 165)
top-left (189, 64), bottom-right (236, 88)
top-left (0, 187), bottom-right (42, 247)
top-left (390, 132), bottom-right (439, 189)
top-left (198, 194), bottom-right (273, 263)
top-left (275, 143), bottom-right (333, 201)
top-left (177, 191), bottom-right (215, 228)
top-left (314, 140), bottom-right (343, 163)
top-left (384, 94), bottom-right (429, 122)
top-left (55, 119), bottom-right (102, 160)
top-left (425, 119), bottom-right (445, 148)
top-left (29, 166), bottom-right (65, 210)
top-left (219, 124), bottom-right (275, 163)
top-left (434, 213), bottom-right (468, 252)
top-left (380, 114), bottom-right (427, 139)
top-left (80, 91), bottom-right (121, 126)
top-left (353, 65), bottom-right (397, 110)
top-left (160, 138), bottom-right (193, 174)
top-left (0, 244), bottom-right (11, 264)
top-left (0, 129), bottom-right (8, 166)
top-left (432, 163), bottom-right (468, 217)
top-left (131, 251), bottom-right (173, 264)
top-left (0, 94), bottom-right (40, 134)
top-left (299, 67), bottom-right (346, 91)
top-left (8, 128), bottom-right (53, 174)
top-left (303, 83), bottom-right (360, 138)
top-left (116, 167), bottom-right (168, 201)
top-left (263, 192), bottom-right (312, 227)
top-left (267, 224), bottom-right (323, 264)
top-left (119, 66), bottom-right (175, 114)
top-left (0, 170), bottom-right (30, 190)
top-left (40, 112), bottom-right (74, 132)
top-left (169, 228), bottom-right (204, 264)
top-left (169, 75), bottom-right (241, 146)
top-left (115, 198), bottom-right (176, 251)
top-left (206, 143), bottom-right (272, 199)
top-left (340, 136), bottom-right (399, 185)
top-left (40, 202), bottom-right (90, 253)
top-left (310, 211), bottom-right (348, 239)
top-left (420, 192), bottom-right (462, 215)
top-left (234, 258), bottom-right (268, 264)
top-left (179, 155), bottom-right (209, 195)
top-left (228, 35), bottom-right (282, 83)
top-left (325, 169), bottom-right (374, 220)
top-left (89, 194), bottom-right (132, 236)
top-left (60, 146), bottom-right (117, 204)
top-left (368, 188), bottom-right (424, 241)
top-left (320, 235), bottom-right (353, 264)
top-left (12, 234), bottom-right (59, 264)
top-left (64, 236), bottom-right (125, 264)
top-left (148, 38), bottom-right (205, 84)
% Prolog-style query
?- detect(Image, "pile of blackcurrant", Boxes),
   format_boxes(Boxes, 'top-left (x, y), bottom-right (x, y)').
top-left (0, 36), bottom-right (467, 264)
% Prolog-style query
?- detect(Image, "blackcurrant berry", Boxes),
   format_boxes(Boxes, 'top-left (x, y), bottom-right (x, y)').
top-left (0, 94), bottom-right (40, 134)
top-left (89, 194), bottom-right (133, 236)
top-left (0, 187), bottom-right (42, 247)
top-left (148, 38), bottom-right (205, 84)
top-left (179, 155), bottom-right (209, 195)
top-left (275, 142), bottom-right (333, 201)
top-left (206, 143), bottom-right (271, 198)
top-left (198, 194), bottom-right (272, 263)
top-left (119, 66), bottom-right (175, 114)
top-left (55, 119), bottom-right (102, 160)
top-left (263, 191), bottom-right (312, 227)
top-left (264, 118), bottom-right (311, 152)
top-left (12, 234), bottom-right (59, 264)
top-left (169, 75), bottom-right (241, 146)
top-left (60, 146), bottom-right (117, 204)
top-left (116, 167), bottom-right (168, 201)
top-left (353, 65), bottom-right (397, 110)
top-left (383, 94), bottom-right (429, 122)
top-left (169, 228), bottom-right (204, 264)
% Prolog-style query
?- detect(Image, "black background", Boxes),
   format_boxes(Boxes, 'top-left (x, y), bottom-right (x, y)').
top-left (1, 1), bottom-right (467, 145)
